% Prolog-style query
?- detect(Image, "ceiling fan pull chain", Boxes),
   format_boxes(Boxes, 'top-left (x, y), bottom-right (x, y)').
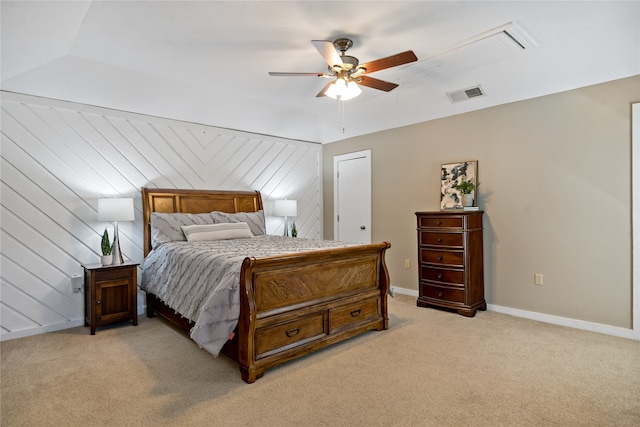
top-left (338, 98), bottom-right (346, 133)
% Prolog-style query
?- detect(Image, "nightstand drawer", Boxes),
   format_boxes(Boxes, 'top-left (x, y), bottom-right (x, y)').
top-left (329, 297), bottom-right (379, 331)
top-left (419, 231), bottom-right (463, 247)
top-left (256, 312), bottom-right (327, 356)
top-left (420, 266), bottom-right (464, 285)
top-left (418, 216), bottom-right (463, 229)
top-left (94, 267), bottom-right (134, 282)
top-left (420, 284), bottom-right (465, 303)
top-left (420, 249), bottom-right (464, 267)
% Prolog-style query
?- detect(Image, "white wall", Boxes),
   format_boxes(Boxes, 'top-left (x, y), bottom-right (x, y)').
top-left (0, 91), bottom-right (322, 340)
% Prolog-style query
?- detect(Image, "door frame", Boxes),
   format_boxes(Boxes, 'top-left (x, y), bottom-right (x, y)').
top-left (333, 149), bottom-right (371, 242)
top-left (632, 102), bottom-right (639, 339)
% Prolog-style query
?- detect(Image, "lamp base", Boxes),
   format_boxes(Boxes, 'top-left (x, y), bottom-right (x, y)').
top-left (111, 222), bottom-right (124, 265)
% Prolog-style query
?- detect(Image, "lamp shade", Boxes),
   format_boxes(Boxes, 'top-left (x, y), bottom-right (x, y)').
top-left (98, 198), bottom-right (135, 222)
top-left (273, 200), bottom-right (297, 217)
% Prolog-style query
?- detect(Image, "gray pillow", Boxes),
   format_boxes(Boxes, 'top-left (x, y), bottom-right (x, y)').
top-left (210, 210), bottom-right (266, 236)
top-left (150, 212), bottom-right (215, 248)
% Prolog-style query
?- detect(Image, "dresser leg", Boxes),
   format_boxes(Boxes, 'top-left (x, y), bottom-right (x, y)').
top-left (457, 309), bottom-right (477, 317)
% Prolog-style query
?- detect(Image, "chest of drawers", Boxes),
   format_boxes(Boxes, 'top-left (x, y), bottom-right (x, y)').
top-left (415, 211), bottom-right (486, 317)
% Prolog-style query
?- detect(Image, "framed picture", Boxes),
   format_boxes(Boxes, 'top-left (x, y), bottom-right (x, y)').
top-left (440, 160), bottom-right (478, 210)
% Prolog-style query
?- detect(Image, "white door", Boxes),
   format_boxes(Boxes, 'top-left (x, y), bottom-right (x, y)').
top-left (334, 150), bottom-right (371, 243)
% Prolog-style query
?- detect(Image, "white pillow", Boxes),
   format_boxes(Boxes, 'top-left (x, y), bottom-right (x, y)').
top-left (181, 222), bottom-right (253, 241)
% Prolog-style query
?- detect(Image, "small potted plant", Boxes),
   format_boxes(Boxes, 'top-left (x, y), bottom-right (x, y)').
top-left (453, 176), bottom-right (477, 207)
top-left (100, 228), bottom-right (113, 265)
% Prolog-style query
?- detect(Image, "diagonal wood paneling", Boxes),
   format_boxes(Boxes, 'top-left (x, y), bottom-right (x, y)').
top-left (0, 91), bottom-right (322, 340)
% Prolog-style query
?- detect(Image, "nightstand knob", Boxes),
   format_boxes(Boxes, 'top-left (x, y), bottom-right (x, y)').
top-left (436, 221), bottom-right (442, 226)
top-left (97, 300), bottom-right (101, 305)
top-left (437, 237), bottom-right (442, 242)
top-left (437, 256), bottom-right (443, 261)
top-left (438, 292), bottom-right (444, 297)
top-left (437, 274), bottom-right (443, 279)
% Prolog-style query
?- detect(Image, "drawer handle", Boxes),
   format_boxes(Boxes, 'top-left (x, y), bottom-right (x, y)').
top-left (437, 256), bottom-right (443, 261)
top-left (285, 328), bottom-right (300, 337)
top-left (350, 309), bottom-right (362, 317)
top-left (97, 300), bottom-right (101, 305)
top-left (438, 292), bottom-right (444, 297)
top-left (437, 274), bottom-right (443, 279)
top-left (436, 221), bottom-right (442, 226)
top-left (436, 237), bottom-right (442, 242)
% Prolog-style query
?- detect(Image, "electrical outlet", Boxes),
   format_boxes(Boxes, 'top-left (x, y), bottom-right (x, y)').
top-left (534, 273), bottom-right (543, 286)
top-left (404, 259), bottom-right (411, 269)
top-left (71, 275), bottom-right (83, 293)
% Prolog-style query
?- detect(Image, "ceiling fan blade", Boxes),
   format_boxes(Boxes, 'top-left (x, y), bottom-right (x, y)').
top-left (311, 40), bottom-right (343, 68)
top-left (358, 50), bottom-right (418, 74)
top-left (316, 81), bottom-right (334, 97)
top-left (269, 72), bottom-right (328, 77)
top-left (358, 76), bottom-right (399, 92)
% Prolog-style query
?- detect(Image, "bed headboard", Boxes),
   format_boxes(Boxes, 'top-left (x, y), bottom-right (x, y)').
top-left (141, 187), bottom-right (264, 256)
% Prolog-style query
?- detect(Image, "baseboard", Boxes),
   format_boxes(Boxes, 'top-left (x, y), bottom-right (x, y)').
top-left (0, 319), bottom-right (86, 342)
top-left (390, 286), bottom-right (418, 298)
top-left (488, 304), bottom-right (636, 340)
top-left (390, 286), bottom-right (636, 340)
top-left (4, 290), bottom-right (634, 342)
top-left (0, 305), bottom-right (147, 342)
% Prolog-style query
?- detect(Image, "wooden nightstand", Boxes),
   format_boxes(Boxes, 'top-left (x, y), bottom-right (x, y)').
top-left (82, 261), bottom-right (139, 335)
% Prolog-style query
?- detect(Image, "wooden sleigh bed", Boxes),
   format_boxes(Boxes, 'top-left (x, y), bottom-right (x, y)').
top-left (141, 187), bottom-right (391, 383)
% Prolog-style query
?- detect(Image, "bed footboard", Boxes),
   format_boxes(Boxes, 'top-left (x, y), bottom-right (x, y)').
top-left (233, 242), bottom-right (391, 383)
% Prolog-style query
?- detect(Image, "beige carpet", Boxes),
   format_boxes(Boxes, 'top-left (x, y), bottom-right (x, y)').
top-left (2, 295), bottom-right (639, 427)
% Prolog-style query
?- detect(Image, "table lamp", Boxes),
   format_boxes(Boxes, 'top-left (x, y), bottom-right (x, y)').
top-left (273, 199), bottom-right (297, 237)
top-left (98, 198), bottom-right (134, 264)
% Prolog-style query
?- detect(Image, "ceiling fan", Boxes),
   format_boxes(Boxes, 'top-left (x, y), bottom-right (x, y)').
top-left (269, 38), bottom-right (418, 100)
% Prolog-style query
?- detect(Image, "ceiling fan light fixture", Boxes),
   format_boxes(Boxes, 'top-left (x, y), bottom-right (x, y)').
top-left (325, 79), bottom-right (362, 100)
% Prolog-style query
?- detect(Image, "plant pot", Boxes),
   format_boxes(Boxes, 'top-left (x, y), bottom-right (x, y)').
top-left (461, 193), bottom-right (474, 207)
top-left (100, 255), bottom-right (113, 266)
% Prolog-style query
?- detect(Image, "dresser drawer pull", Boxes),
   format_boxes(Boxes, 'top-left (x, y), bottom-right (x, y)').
top-left (437, 274), bottom-right (443, 279)
top-left (350, 309), bottom-right (362, 317)
top-left (437, 237), bottom-right (442, 242)
top-left (438, 292), bottom-right (444, 297)
top-left (437, 256), bottom-right (443, 261)
top-left (436, 221), bottom-right (442, 226)
top-left (285, 328), bottom-right (300, 337)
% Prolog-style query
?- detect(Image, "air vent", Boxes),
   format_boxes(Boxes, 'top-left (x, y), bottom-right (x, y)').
top-left (447, 85), bottom-right (486, 103)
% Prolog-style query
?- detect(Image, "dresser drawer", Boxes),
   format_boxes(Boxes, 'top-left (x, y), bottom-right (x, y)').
top-left (420, 266), bottom-right (464, 285)
top-left (418, 216), bottom-right (463, 229)
top-left (420, 249), bottom-right (464, 267)
top-left (420, 284), bottom-right (465, 303)
top-left (256, 312), bottom-right (326, 356)
top-left (329, 297), bottom-right (379, 331)
top-left (419, 231), bottom-right (463, 247)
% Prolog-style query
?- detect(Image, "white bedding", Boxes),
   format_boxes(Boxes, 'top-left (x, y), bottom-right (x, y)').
top-left (141, 236), bottom-right (354, 356)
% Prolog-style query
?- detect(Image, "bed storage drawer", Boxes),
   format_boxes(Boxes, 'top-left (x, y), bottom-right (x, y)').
top-left (329, 297), bottom-right (380, 331)
top-left (255, 312), bottom-right (327, 356)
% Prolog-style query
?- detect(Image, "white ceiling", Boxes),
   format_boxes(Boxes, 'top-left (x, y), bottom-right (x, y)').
top-left (2, 1), bottom-right (639, 144)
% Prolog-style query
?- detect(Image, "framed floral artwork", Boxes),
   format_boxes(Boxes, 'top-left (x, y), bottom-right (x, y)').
top-left (440, 160), bottom-right (478, 210)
